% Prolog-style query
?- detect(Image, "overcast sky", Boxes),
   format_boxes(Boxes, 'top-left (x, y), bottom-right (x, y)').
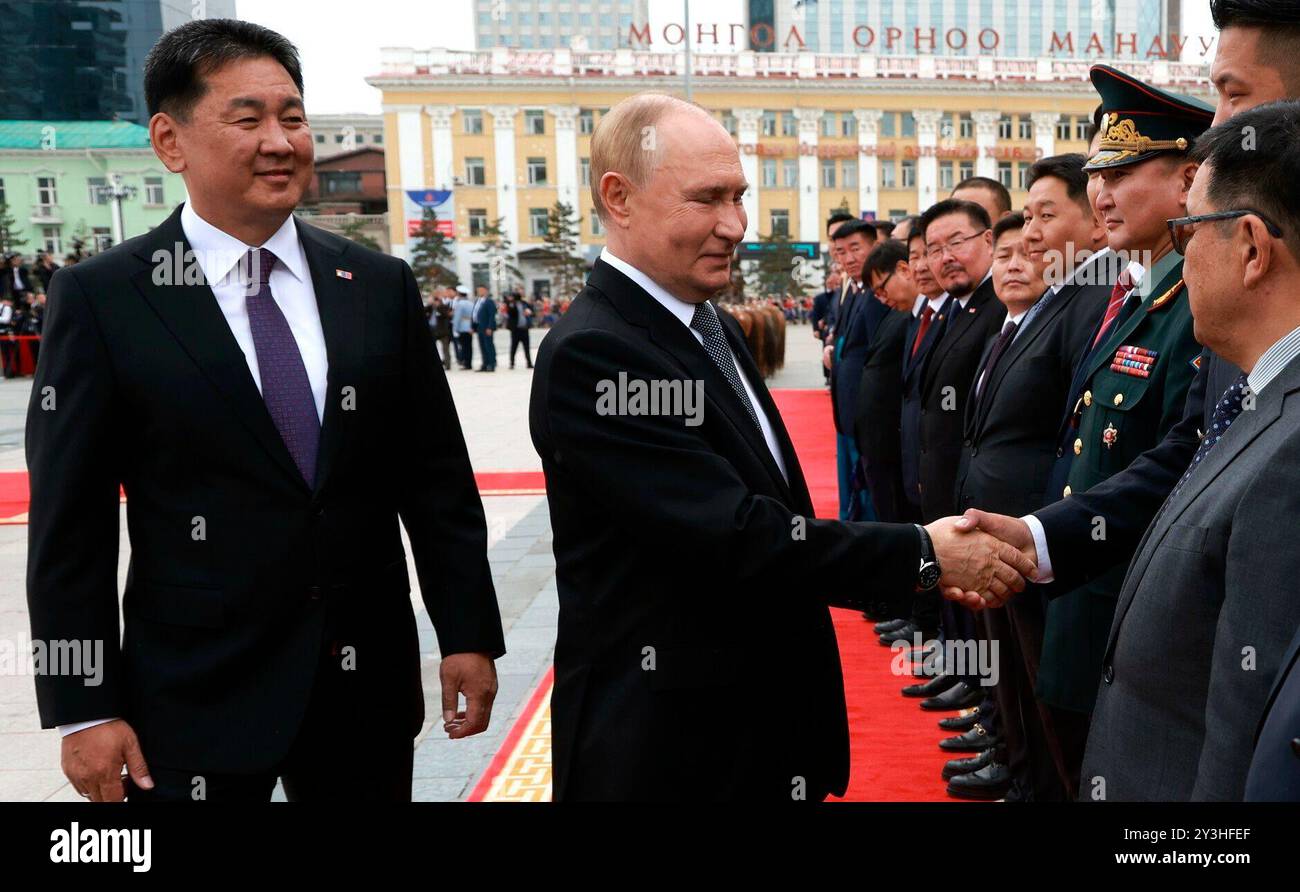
top-left (233, 0), bottom-right (1214, 116)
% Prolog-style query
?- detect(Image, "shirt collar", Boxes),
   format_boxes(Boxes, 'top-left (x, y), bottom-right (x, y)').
top-left (926, 292), bottom-right (948, 314)
top-left (1134, 249), bottom-right (1178, 301)
top-left (180, 202), bottom-right (307, 287)
top-left (1247, 324), bottom-right (1300, 395)
top-left (600, 247), bottom-right (698, 330)
top-left (1052, 246), bottom-right (1112, 294)
top-left (912, 294), bottom-right (928, 317)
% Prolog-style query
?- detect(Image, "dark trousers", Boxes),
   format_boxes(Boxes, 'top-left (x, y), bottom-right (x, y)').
top-left (477, 330), bottom-right (496, 370)
top-left (985, 591), bottom-right (1068, 801)
top-left (1045, 703), bottom-right (1092, 800)
top-left (436, 335), bottom-right (452, 370)
top-left (126, 647), bottom-right (415, 802)
top-left (455, 332), bottom-right (473, 368)
top-left (0, 336), bottom-right (17, 378)
top-left (509, 328), bottom-right (532, 367)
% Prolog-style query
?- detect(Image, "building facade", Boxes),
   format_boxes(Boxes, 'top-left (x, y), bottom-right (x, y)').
top-left (473, 0), bottom-right (650, 51)
top-left (0, 120), bottom-right (185, 258)
top-left (368, 45), bottom-right (1210, 296)
top-left (0, 1), bottom-right (237, 125)
top-left (310, 114), bottom-right (386, 158)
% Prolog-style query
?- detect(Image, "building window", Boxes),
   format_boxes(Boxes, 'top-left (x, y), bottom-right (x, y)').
top-left (468, 208), bottom-right (488, 236)
top-left (1017, 162), bottom-right (1032, 191)
top-left (92, 227), bottom-right (112, 253)
top-left (901, 112), bottom-right (916, 138)
top-left (87, 176), bottom-right (107, 205)
top-left (880, 113), bottom-right (896, 137)
top-left (842, 113), bottom-right (855, 137)
top-left (1075, 116), bottom-right (1091, 141)
top-left (842, 159), bottom-right (857, 188)
top-left (527, 157), bottom-right (548, 186)
top-left (1056, 117), bottom-right (1071, 140)
top-left (959, 160), bottom-right (974, 180)
top-left (880, 161), bottom-right (896, 189)
top-left (524, 109), bottom-right (546, 135)
top-left (529, 207), bottom-right (548, 238)
top-left (720, 113), bottom-right (737, 136)
top-left (0, 177), bottom-right (5, 205)
top-left (144, 176), bottom-right (164, 206)
top-left (321, 171), bottom-right (362, 194)
top-left (960, 114), bottom-right (973, 139)
top-left (335, 134), bottom-right (346, 144)
top-left (37, 176), bottom-right (57, 208)
top-left (373, 133), bottom-right (383, 144)
top-left (762, 158), bottom-right (777, 187)
top-left (998, 116), bottom-right (1013, 139)
top-left (997, 161), bottom-right (1013, 189)
top-left (820, 158), bottom-right (836, 188)
top-left (781, 112), bottom-right (797, 137)
top-left (820, 113), bottom-right (836, 138)
top-left (591, 214), bottom-right (605, 236)
top-left (315, 134), bottom-right (326, 144)
top-left (939, 162), bottom-right (955, 191)
top-left (889, 209), bottom-right (908, 221)
top-left (578, 109), bottom-right (594, 134)
top-left (579, 157), bottom-right (590, 186)
top-left (783, 158), bottom-right (798, 187)
top-left (770, 209), bottom-right (789, 236)
top-left (901, 160), bottom-right (916, 188)
top-left (465, 157), bottom-right (486, 186)
top-left (463, 108), bottom-right (484, 134)
top-left (761, 112), bottom-right (777, 137)
top-left (1018, 116), bottom-right (1033, 140)
top-left (41, 226), bottom-right (61, 256)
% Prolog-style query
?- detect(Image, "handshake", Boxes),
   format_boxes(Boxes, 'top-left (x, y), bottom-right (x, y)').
top-left (924, 509), bottom-right (1040, 610)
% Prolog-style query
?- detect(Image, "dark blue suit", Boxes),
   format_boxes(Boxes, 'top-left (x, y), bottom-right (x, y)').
top-left (473, 296), bottom-right (498, 370)
top-left (900, 296), bottom-right (952, 514)
top-left (830, 283), bottom-right (887, 520)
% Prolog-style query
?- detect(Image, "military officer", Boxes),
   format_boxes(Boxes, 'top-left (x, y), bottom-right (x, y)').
top-left (1028, 65), bottom-right (1214, 779)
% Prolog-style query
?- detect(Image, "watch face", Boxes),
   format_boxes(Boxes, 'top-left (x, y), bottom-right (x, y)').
top-left (919, 563), bottom-right (942, 590)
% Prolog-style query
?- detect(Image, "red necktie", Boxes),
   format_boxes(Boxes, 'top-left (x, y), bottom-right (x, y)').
top-left (911, 305), bottom-right (934, 358)
top-left (1091, 268), bottom-right (1135, 351)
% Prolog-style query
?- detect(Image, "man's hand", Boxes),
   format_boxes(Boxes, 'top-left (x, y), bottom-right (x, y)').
top-left (439, 652), bottom-right (498, 739)
top-left (822, 344), bottom-right (834, 370)
top-left (942, 509), bottom-right (1040, 608)
top-left (61, 719), bottom-right (152, 802)
top-left (925, 515), bottom-right (1038, 610)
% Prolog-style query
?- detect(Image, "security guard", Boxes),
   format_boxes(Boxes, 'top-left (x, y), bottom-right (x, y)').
top-left (1034, 65), bottom-right (1213, 786)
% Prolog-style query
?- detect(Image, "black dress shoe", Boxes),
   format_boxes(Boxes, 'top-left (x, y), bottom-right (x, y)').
top-left (901, 673), bottom-right (958, 698)
top-left (921, 680), bottom-right (983, 711)
top-left (942, 748), bottom-right (994, 780)
top-left (946, 760), bottom-right (1012, 800)
top-left (938, 707), bottom-right (981, 732)
top-left (879, 622), bottom-right (938, 647)
top-left (939, 722), bottom-right (999, 752)
top-left (873, 617), bottom-right (909, 634)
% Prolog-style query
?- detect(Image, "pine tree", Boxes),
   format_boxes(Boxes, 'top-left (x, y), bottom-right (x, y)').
top-left (337, 215), bottom-right (382, 252)
top-left (540, 201), bottom-right (588, 300)
top-left (476, 216), bottom-right (522, 296)
top-left (0, 203), bottom-right (28, 255)
top-left (745, 228), bottom-right (799, 299)
top-left (408, 206), bottom-right (459, 292)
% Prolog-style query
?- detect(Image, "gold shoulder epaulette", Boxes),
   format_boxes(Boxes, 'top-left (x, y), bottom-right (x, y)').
top-left (1147, 278), bottom-right (1185, 312)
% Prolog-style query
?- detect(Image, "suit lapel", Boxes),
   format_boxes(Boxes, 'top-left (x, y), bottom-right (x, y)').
top-left (975, 284), bottom-right (1076, 436)
top-left (130, 207), bottom-right (308, 491)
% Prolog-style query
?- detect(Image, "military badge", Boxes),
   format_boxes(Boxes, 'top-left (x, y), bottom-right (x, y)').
top-left (1102, 423), bottom-right (1119, 449)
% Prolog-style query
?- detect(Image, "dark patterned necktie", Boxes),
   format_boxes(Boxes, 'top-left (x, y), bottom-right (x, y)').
top-left (244, 248), bottom-right (321, 487)
top-left (1170, 373), bottom-right (1250, 500)
top-left (690, 301), bottom-right (762, 433)
top-left (976, 319), bottom-right (1019, 401)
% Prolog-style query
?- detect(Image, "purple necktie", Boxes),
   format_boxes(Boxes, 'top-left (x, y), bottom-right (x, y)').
top-left (244, 248), bottom-right (320, 487)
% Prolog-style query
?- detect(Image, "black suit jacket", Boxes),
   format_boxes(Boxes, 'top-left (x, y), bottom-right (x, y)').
top-left (1246, 621), bottom-right (1300, 801)
top-left (917, 276), bottom-right (1005, 522)
top-left (853, 309), bottom-right (911, 522)
top-left (955, 281), bottom-right (1109, 518)
top-left (25, 204), bottom-right (504, 774)
top-left (831, 284), bottom-right (889, 434)
top-left (900, 297), bottom-right (951, 511)
top-left (529, 259), bottom-right (920, 801)
top-left (1, 265), bottom-right (33, 298)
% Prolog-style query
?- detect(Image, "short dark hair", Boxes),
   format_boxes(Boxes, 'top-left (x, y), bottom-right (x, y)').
top-left (1026, 153), bottom-right (1091, 209)
top-left (992, 212), bottom-right (1025, 244)
top-left (1189, 99), bottom-right (1300, 258)
top-left (826, 211), bottom-right (856, 233)
top-left (144, 19), bottom-right (304, 120)
top-left (1210, 0), bottom-right (1300, 93)
top-left (872, 219), bottom-right (896, 240)
top-left (865, 238), bottom-right (909, 281)
top-left (830, 218), bottom-right (877, 242)
top-left (952, 176), bottom-right (1011, 216)
top-left (1086, 103), bottom-right (1106, 144)
top-left (918, 198), bottom-right (992, 242)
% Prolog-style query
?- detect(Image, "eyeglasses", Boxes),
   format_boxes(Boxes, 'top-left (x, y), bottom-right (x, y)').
top-left (925, 229), bottom-right (988, 260)
top-left (1167, 209), bottom-right (1284, 255)
top-left (873, 272), bottom-right (894, 292)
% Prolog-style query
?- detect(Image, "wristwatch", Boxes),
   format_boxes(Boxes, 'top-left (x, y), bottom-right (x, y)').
top-left (914, 524), bottom-right (942, 591)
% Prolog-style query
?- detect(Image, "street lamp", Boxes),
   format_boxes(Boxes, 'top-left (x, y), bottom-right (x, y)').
top-left (92, 173), bottom-right (138, 247)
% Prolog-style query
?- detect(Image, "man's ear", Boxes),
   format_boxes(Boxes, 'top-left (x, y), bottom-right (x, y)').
top-left (1178, 161), bottom-right (1199, 208)
top-left (150, 112), bottom-right (187, 174)
top-left (1240, 215), bottom-right (1275, 292)
top-left (598, 171), bottom-right (634, 229)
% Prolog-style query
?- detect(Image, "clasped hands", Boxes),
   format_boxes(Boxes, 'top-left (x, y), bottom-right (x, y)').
top-left (925, 509), bottom-right (1040, 610)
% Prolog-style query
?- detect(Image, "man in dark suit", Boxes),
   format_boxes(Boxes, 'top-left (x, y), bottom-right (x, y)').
top-left (529, 92), bottom-right (1036, 802)
top-left (1248, 622), bottom-right (1300, 800)
top-left (2, 254), bottom-right (34, 301)
top-left (472, 288), bottom-right (498, 371)
top-left (25, 19), bottom-right (504, 803)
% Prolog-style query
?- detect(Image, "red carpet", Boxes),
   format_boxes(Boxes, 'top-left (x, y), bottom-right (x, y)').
top-left (771, 388), bottom-right (968, 802)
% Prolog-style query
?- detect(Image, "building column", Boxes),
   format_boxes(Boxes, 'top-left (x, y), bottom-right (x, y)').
top-left (425, 105), bottom-right (456, 190)
top-left (549, 105), bottom-right (581, 211)
top-left (794, 107), bottom-right (823, 243)
top-left (854, 109), bottom-right (882, 220)
top-left (1032, 111), bottom-right (1059, 161)
top-left (734, 108), bottom-right (763, 241)
top-left (973, 110), bottom-right (1000, 180)
top-left (914, 109), bottom-right (944, 211)
top-left (488, 105), bottom-right (519, 249)
top-left (388, 103), bottom-right (426, 260)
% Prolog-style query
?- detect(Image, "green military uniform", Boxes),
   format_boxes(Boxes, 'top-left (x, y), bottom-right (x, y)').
top-left (1036, 65), bottom-right (1214, 715)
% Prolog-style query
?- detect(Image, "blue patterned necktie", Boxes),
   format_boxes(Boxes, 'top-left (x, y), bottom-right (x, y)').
top-left (1171, 373), bottom-right (1250, 499)
top-left (244, 248), bottom-right (320, 487)
top-left (690, 301), bottom-right (762, 433)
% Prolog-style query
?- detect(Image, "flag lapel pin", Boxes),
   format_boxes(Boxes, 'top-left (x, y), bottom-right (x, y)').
top-left (335, 269), bottom-right (353, 280)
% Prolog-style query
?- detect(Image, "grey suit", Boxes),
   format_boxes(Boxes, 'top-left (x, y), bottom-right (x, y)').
top-left (1080, 353), bottom-right (1300, 801)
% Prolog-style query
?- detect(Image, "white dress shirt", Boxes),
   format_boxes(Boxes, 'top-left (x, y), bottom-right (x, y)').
top-left (599, 247), bottom-right (788, 482)
top-left (59, 205), bottom-right (330, 738)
